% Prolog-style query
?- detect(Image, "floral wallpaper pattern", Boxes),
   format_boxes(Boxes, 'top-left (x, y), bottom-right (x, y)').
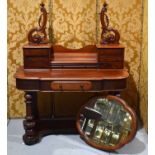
top-left (139, 0), bottom-right (148, 130)
top-left (8, 0), bottom-right (48, 117)
top-left (8, 0), bottom-right (147, 129)
top-left (51, 0), bottom-right (96, 48)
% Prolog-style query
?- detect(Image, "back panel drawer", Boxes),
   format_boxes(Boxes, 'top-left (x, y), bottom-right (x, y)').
top-left (24, 57), bottom-right (49, 69)
top-left (99, 55), bottom-right (123, 62)
top-left (98, 48), bottom-right (124, 62)
top-left (24, 49), bottom-right (50, 56)
top-left (99, 62), bottom-right (124, 69)
top-left (23, 44), bottom-right (52, 69)
top-left (98, 48), bottom-right (124, 56)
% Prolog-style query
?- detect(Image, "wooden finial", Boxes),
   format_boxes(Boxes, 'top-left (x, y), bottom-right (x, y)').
top-left (27, 3), bottom-right (48, 44)
top-left (40, 2), bottom-right (45, 7)
top-left (100, 2), bottom-right (120, 44)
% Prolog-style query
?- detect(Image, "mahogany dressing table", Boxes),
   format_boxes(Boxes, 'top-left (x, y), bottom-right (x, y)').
top-left (15, 3), bottom-right (129, 145)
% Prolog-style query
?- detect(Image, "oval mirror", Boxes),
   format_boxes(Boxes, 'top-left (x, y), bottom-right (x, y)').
top-left (76, 95), bottom-right (137, 151)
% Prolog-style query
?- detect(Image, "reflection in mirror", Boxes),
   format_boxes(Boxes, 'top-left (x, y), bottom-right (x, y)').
top-left (77, 95), bottom-right (137, 151)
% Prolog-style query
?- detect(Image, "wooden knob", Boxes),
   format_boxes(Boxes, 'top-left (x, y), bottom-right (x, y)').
top-left (80, 85), bottom-right (84, 91)
top-left (59, 84), bottom-right (63, 91)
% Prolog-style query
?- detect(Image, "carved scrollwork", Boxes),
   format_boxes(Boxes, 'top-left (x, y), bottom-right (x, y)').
top-left (28, 3), bottom-right (48, 44)
top-left (100, 2), bottom-right (120, 44)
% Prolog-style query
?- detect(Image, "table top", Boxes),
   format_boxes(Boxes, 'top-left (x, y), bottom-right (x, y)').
top-left (15, 67), bottom-right (129, 81)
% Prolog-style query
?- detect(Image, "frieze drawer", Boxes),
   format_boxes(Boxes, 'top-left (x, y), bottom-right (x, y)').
top-left (51, 81), bottom-right (92, 91)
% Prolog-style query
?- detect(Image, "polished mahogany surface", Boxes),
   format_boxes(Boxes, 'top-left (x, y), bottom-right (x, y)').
top-left (16, 67), bottom-right (128, 80)
top-left (15, 44), bottom-right (128, 145)
top-left (15, 67), bottom-right (128, 92)
top-left (14, 3), bottom-right (131, 145)
top-left (23, 44), bottom-right (124, 69)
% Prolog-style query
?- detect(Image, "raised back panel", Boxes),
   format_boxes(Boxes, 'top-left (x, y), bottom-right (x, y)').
top-left (51, 45), bottom-right (98, 68)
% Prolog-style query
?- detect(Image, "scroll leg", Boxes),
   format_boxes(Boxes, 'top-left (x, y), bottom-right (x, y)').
top-left (23, 92), bottom-right (40, 145)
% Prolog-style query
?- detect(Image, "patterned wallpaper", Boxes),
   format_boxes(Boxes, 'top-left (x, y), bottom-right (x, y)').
top-left (8, 0), bottom-right (147, 129)
top-left (50, 0), bottom-right (97, 47)
top-left (139, 0), bottom-right (148, 130)
top-left (8, 0), bottom-right (48, 117)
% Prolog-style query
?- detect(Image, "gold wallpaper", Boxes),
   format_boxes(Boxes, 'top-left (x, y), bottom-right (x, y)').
top-left (8, 0), bottom-right (146, 129)
top-left (139, 0), bottom-right (148, 130)
top-left (8, 0), bottom-right (48, 117)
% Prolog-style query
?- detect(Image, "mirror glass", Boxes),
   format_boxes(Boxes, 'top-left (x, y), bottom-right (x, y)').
top-left (77, 96), bottom-right (136, 150)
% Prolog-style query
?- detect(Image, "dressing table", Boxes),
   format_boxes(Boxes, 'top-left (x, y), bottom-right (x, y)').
top-left (15, 3), bottom-right (129, 145)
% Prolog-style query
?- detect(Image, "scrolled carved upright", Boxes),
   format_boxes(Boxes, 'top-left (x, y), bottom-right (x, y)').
top-left (23, 92), bottom-right (39, 145)
top-left (28, 3), bottom-right (48, 44)
top-left (100, 2), bottom-right (120, 44)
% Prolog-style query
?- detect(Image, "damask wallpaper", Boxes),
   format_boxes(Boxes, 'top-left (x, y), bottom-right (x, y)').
top-left (8, 0), bottom-right (48, 117)
top-left (139, 0), bottom-right (148, 130)
top-left (8, 0), bottom-right (147, 129)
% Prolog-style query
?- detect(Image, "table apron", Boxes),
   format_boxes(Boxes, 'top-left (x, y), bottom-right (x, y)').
top-left (16, 79), bottom-right (127, 92)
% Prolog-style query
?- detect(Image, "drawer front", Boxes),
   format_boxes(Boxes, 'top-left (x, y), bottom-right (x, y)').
top-left (24, 57), bottom-right (49, 69)
top-left (98, 48), bottom-right (124, 62)
top-left (24, 48), bottom-right (50, 56)
top-left (99, 56), bottom-right (123, 62)
top-left (23, 48), bottom-right (51, 69)
top-left (98, 48), bottom-right (124, 55)
top-left (51, 81), bottom-right (92, 91)
top-left (99, 62), bottom-right (123, 69)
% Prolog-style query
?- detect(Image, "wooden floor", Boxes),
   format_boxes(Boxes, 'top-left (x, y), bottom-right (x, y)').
top-left (7, 119), bottom-right (148, 155)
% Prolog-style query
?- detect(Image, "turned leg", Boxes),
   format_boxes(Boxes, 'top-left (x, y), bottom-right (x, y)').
top-left (23, 92), bottom-right (40, 145)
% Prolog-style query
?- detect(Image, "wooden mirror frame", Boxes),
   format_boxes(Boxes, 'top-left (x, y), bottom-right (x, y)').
top-left (76, 95), bottom-right (137, 151)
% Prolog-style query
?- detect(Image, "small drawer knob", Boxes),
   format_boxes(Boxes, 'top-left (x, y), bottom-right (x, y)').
top-left (80, 85), bottom-right (84, 91)
top-left (59, 84), bottom-right (63, 91)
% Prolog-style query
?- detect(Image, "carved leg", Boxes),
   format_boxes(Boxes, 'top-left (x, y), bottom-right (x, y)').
top-left (23, 92), bottom-right (40, 145)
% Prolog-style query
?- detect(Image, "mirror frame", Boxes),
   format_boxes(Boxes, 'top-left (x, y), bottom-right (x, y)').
top-left (76, 95), bottom-right (137, 151)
